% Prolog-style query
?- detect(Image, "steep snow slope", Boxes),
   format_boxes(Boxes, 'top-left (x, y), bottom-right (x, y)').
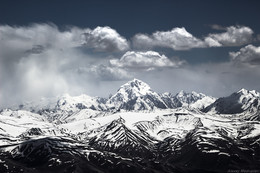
top-left (55, 94), bottom-right (107, 112)
top-left (106, 79), bottom-right (213, 111)
top-left (11, 93), bottom-right (107, 123)
top-left (175, 90), bottom-right (205, 106)
top-left (160, 92), bottom-right (182, 108)
top-left (0, 109), bottom-right (64, 147)
top-left (189, 95), bottom-right (216, 109)
top-left (204, 88), bottom-right (260, 114)
top-left (107, 78), bottom-right (168, 110)
top-left (161, 90), bottom-right (216, 110)
top-left (88, 117), bottom-right (156, 158)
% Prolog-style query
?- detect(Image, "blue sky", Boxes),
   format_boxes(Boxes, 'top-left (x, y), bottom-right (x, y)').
top-left (0, 0), bottom-right (260, 107)
top-left (1, 0), bottom-right (260, 37)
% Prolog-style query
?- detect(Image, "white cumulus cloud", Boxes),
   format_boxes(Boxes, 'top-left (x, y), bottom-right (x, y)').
top-left (205, 26), bottom-right (253, 47)
top-left (81, 26), bottom-right (129, 52)
top-left (132, 27), bottom-right (205, 50)
top-left (110, 51), bottom-right (185, 69)
top-left (132, 26), bottom-right (254, 50)
top-left (229, 44), bottom-right (260, 65)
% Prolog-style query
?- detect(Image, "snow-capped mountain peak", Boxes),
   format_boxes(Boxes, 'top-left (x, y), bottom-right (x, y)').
top-left (56, 93), bottom-right (98, 110)
top-left (204, 88), bottom-right (260, 114)
top-left (191, 91), bottom-right (205, 97)
top-left (176, 90), bottom-right (203, 98)
top-left (238, 88), bottom-right (249, 95)
top-left (175, 90), bottom-right (206, 106)
top-left (237, 88), bottom-right (260, 98)
top-left (118, 78), bottom-right (152, 96)
top-left (107, 79), bottom-right (167, 110)
top-left (160, 90), bottom-right (215, 110)
top-left (176, 90), bottom-right (185, 97)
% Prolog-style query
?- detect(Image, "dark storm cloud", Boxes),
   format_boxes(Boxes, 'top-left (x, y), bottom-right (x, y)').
top-left (0, 23), bottom-right (130, 107)
top-left (25, 45), bottom-right (45, 54)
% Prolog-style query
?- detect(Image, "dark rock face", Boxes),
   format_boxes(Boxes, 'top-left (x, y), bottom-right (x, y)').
top-left (12, 138), bottom-right (52, 166)
top-left (19, 128), bottom-right (44, 139)
top-left (161, 93), bottom-right (183, 108)
top-left (157, 127), bottom-right (260, 173)
top-left (1, 129), bottom-right (259, 173)
top-left (88, 118), bottom-right (156, 159)
top-left (203, 93), bottom-right (244, 114)
top-left (203, 89), bottom-right (260, 114)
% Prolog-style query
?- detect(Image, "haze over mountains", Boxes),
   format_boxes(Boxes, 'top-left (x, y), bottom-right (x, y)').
top-left (14, 79), bottom-right (217, 112)
top-left (0, 79), bottom-right (260, 173)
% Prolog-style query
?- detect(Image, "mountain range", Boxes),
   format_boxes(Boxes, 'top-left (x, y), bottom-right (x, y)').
top-left (0, 79), bottom-right (260, 173)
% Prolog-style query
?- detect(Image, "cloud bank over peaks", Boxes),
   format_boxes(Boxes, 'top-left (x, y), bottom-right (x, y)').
top-left (0, 23), bottom-right (259, 107)
top-left (81, 26), bottom-right (129, 52)
top-left (110, 51), bottom-right (185, 70)
top-left (82, 51), bottom-right (183, 81)
top-left (230, 44), bottom-right (260, 66)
